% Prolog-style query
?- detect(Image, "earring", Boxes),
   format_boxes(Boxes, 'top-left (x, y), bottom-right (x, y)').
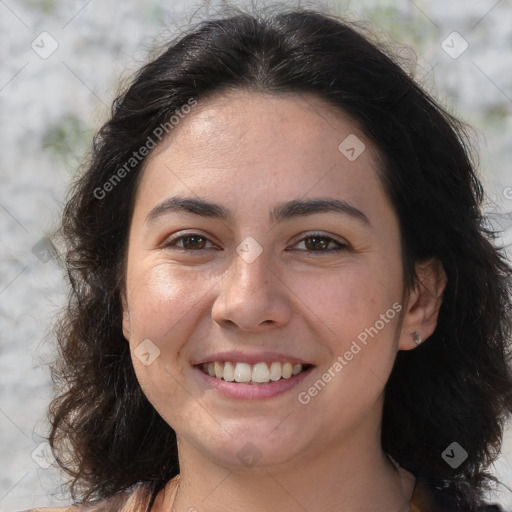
top-left (412, 331), bottom-right (422, 345)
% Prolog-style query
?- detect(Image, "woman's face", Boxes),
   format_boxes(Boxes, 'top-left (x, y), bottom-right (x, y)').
top-left (122, 90), bottom-right (416, 469)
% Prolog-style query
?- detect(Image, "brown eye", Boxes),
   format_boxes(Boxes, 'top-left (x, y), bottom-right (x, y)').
top-left (164, 234), bottom-right (214, 251)
top-left (292, 233), bottom-right (348, 254)
top-left (303, 236), bottom-right (331, 251)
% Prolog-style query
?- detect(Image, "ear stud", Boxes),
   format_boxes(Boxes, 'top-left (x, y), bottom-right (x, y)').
top-left (412, 331), bottom-right (422, 345)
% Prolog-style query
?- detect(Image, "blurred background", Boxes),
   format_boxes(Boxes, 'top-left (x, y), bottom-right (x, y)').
top-left (0, 0), bottom-right (511, 510)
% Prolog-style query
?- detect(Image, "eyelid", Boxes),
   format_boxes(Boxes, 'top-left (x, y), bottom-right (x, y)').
top-left (162, 230), bottom-right (349, 253)
top-left (288, 231), bottom-right (349, 254)
top-left (161, 230), bottom-right (219, 250)
top-left (290, 231), bottom-right (348, 246)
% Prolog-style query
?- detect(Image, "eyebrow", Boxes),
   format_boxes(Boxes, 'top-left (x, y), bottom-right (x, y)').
top-left (145, 196), bottom-right (370, 227)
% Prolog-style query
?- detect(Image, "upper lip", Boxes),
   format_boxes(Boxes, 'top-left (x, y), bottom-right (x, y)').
top-left (191, 351), bottom-right (314, 366)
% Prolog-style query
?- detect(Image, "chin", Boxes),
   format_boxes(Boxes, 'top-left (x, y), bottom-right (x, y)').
top-left (193, 423), bottom-right (309, 469)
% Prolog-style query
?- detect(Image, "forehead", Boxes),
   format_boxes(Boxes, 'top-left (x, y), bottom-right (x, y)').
top-left (149, 90), bottom-right (372, 165)
top-left (135, 90), bottom-right (393, 224)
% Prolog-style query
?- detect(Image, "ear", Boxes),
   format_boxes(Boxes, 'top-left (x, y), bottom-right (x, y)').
top-left (121, 289), bottom-right (131, 341)
top-left (398, 258), bottom-right (447, 350)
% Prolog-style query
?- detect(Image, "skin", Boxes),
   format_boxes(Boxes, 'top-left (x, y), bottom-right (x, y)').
top-left (121, 90), bottom-right (447, 512)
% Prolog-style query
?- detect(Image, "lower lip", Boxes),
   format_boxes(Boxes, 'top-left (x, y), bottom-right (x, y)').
top-left (193, 365), bottom-right (315, 400)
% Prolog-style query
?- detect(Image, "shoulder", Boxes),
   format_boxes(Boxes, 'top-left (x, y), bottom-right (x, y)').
top-left (412, 476), bottom-right (509, 512)
top-left (18, 508), bottom-right (78, 512)
top-left (17, 506), bottom-right (80, 512)
top-left (18, 509), bottom-right (77, 512)
top-left (18, 483), bottom-right (153, 512)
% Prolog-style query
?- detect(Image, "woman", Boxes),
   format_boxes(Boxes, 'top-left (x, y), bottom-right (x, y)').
top-left (25, 5), bottom-right (512, 512)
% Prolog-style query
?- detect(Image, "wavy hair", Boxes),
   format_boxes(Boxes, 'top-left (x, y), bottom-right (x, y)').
top-left (48, 5), bottom-right (512, 511)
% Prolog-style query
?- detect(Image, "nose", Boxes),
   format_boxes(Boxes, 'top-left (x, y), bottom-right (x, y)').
top-left (211, 246), bottom-right (292, 331)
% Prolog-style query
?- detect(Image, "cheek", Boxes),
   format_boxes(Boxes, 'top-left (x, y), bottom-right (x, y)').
top-left (304, 270), bottom-right (401, 416)
top-left (301, 260), bottom-right (402, 335)
top-left (126, 262), bottom-right (211, 339)
top-left (126, 263), bottom-right (209, 419)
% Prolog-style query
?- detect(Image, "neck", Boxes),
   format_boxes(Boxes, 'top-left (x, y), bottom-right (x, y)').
top-left (152, 422), bottom-right (415, 512)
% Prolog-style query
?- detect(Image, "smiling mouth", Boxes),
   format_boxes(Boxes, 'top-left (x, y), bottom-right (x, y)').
top-left (195, 361), bottom-right (314, 385)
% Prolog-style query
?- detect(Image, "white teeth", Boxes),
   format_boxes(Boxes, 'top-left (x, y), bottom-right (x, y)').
top-left (252, 362), bottom-right (270, 383)
top-left (269, 361), bottom-right (282, 381)
top-left (200, 361), bottom-right (306, 383)
top-left (223, 361), bottom-right (235, 381)
top-left (234, 362), bottom-right (252, 383)
top-left (281, 362), bottom-right (292, 379)
top-left (214, 361), bottom-right (223, 379)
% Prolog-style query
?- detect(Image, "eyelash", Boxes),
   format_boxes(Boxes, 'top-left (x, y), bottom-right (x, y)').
top-left (162, 232), bottom-right (348, 255)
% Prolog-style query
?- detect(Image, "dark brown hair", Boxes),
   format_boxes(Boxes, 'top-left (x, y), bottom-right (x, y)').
top-left (48, 5), bottom-right (512, 511)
